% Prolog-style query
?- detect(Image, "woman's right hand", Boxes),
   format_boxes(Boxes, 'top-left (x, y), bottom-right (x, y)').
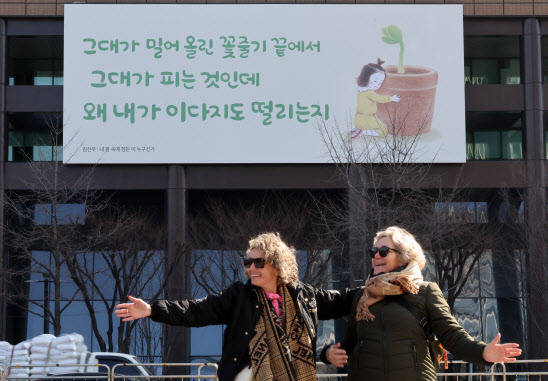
top-left (326, 342), bottom-right (348, 368)
top-left (114, 295), bottom-right (152, 321)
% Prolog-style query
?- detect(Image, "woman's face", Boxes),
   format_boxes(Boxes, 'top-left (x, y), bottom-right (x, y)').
top-left (246, 248), bottom-right (279, 293)
top-left (371, 236), bottom-right (403, 275)
top-left (369, 72), bottom-right (386, 90)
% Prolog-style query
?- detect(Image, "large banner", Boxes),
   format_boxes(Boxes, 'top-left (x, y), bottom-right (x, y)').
top-left (63, 5), bottom-right (465, 164)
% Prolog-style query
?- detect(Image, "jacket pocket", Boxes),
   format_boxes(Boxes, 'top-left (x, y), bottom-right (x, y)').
top-left (411, 340), bottom-right (418, 369)
top-left (354, 340), bottom-right (364, 369)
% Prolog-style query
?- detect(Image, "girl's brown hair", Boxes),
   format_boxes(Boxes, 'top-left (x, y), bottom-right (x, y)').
top-left (357, 58), bottom-right (386, 87)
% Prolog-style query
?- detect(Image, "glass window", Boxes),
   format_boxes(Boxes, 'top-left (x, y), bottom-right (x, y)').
top-left (8, 36), bottom-right (63, 86)
top-left (474, 130), bottom-right (501, 160)
top-left (34, 204), bottom-right (86, 225)
top-left (545, 129), bottom-right (548, 159)
top-left (191, 325), bottom-right (223, 357)
top-left (502, 130), bottom-right (523, 159)
top-left (96, 358), bottom-right (142, 376)
top-left (434, 201), bottom-right (489, 223)
top-left (464, 37), bottom-right (521, 85)
top-left (8, 112), bottom-right (63, 162)
top-left (442, 249), bottom-right (526, 345)
top-left (466, 112), bottom-right (523, 160)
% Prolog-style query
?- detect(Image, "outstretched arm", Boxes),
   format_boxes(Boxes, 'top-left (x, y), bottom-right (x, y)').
top-left (115, 283), bottom-right (239, 327)
top-left (427, 282), bottom-right (520, 364)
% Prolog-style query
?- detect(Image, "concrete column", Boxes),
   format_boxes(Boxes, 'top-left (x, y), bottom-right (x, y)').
top-left (164, 165), bottom-right (190, 371)
top-left (522, 18), bottom-right (547, 360)
top-left (0, 18), bottom-right (7, 341)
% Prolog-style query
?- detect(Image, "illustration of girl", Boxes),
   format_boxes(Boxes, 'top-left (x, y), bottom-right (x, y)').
top-left (352, 59), bottom-right (401, 139)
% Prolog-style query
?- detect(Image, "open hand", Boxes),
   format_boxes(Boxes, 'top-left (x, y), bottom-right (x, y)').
top-left (114, 296), bottom-right (152, 322)
top-left (482, 333), bottom-right (521, 363)
top-left (326, 342), bottom-right (348, 368)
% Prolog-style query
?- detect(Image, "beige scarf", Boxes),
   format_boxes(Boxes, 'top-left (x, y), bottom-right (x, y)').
top-left (357, 261), bottom-right (423, 321)
top-left (249, 285), bottom-right (317, 381)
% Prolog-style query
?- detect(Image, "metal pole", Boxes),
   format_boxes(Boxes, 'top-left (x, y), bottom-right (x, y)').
top-left (43, 278), bottom-right (49, 334)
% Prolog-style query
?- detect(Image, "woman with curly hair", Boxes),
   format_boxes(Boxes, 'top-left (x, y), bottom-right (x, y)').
top-left (322, 226), bottom-right (521, 381)
top-left (115, 232), bottom-right (358, 381)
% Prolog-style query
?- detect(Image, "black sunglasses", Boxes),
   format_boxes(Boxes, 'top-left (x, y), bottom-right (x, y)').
top-left (369, 246), bottom-right (400, 259)
top-left (243, 257), bottom-right (266, 269)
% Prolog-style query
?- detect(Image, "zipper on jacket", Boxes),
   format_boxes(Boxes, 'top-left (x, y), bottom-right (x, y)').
top-left (381, 305), bottom-right (388, 381)
top-left (412, 340), bottom-right (418, 369)
top-left (357, 340), bottom-right (364, 369)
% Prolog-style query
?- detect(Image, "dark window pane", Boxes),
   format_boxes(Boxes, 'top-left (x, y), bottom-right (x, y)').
top-left (473, 130), bottom-right (501, 159)
top-left (464, 37), bottom-right (521, 85)
top-left (7, 113), bottom-right (63, 162)
top-left (546, 129), bottom-right (548, 159)
top-left (466, 111), bottom-right (521, 131)
top-left (34, 204), bottom-right (86, 225)
top-left (471, 59), bottom-right (499, 84)
top-left (502, 130), bottom-right (523, 159)
top-left (453, 298), bottom-right (481, 341)
top-left (465, 36), bottom-right (521, 58)
top-left (97, 358), bottom-right (141, 376)
top-left (466, 112), bottom-right (522, 161)
top-left (499, 59), bottom-right (521, 84)
top-left (466, 131), bottom-right (474, 160)
top-left (8, 36), bottom-right (63, 86)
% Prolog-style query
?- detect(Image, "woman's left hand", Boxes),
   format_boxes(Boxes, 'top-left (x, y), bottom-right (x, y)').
top-left (482, 333), bottom-right (521, 363)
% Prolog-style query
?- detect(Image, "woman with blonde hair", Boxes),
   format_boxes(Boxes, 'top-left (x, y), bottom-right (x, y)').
top-left (322, 226), bottom-right (521, 381)
top-left (115, 232), bottom-right (358, 381)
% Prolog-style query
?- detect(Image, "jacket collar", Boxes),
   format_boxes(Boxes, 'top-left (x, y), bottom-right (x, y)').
top-left (245, 279), bottom-right (302, 301)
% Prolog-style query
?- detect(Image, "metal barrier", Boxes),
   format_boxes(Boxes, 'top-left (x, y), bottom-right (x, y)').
top-left (111, 362), bottom-right (218, 381)
top-left (2, 359), bottom-right (548, 381)
top-left (315, 359), bottom-right (548, 380)
top-left (2, 363), bottom-right (110, 381)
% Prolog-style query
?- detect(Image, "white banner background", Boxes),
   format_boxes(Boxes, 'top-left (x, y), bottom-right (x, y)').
top-left (63, 4), bottom-right (465, 164)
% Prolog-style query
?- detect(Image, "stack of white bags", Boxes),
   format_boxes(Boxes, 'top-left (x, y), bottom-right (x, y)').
top-left (0, 341), bottom-right (13, 371)
top-left (0, 333), bottom-right (88, 378)
top-left (30, 334), bottom-right (56, 378)
top-left (48, 334), bottom-right (88, 375)
top-left (7, 340), bottom-right (31, 379)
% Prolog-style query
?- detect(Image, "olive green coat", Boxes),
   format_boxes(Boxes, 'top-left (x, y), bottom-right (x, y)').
top-left (340, 282), bottom-right (488, 381)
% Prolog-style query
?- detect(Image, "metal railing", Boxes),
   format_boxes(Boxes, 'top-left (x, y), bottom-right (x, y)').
top-left (0, 359), bottom-right (547, 381)
top-left (3, 363), bottom-right (110, 381)
top-left (315, 359), bottom-right (548, 381)
top-left (111, 363), bottom-right (218, 380)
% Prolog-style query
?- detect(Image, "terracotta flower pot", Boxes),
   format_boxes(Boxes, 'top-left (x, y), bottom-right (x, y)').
top-left (377, 65), bottom-right (438, 136)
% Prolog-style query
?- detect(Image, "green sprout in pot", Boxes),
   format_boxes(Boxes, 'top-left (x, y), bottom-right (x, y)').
top-left (381, 25), bottom-right (405, 74)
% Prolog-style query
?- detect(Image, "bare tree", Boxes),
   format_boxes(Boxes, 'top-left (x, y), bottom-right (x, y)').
top-left (62, 207), bottom-right (180, 353)
top-left (497, 188), bottom-right (548, 359)
top-left (4, 116), bottom-right (179, 360)
top-left (315, 114), bottom-right (498, 310)
top-left (186, 191), bottom-right (343, 297)
top-left (4, 114), bottom-right (112, 336)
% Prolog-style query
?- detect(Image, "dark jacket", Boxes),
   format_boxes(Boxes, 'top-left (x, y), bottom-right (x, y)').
top-left (321, 282), bottom-right (488, 381)
top-left (149, 280), bottom-right (358, 381)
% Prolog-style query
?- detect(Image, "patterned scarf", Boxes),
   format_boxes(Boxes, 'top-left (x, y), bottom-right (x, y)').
top-left (356, 261), bottom-right (423, 321)
top-left (249, 285), bottom-right (317, 381)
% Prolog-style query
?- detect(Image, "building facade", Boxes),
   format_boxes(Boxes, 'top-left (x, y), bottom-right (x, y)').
top-left (0, 0), bottom-right (547, 368)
